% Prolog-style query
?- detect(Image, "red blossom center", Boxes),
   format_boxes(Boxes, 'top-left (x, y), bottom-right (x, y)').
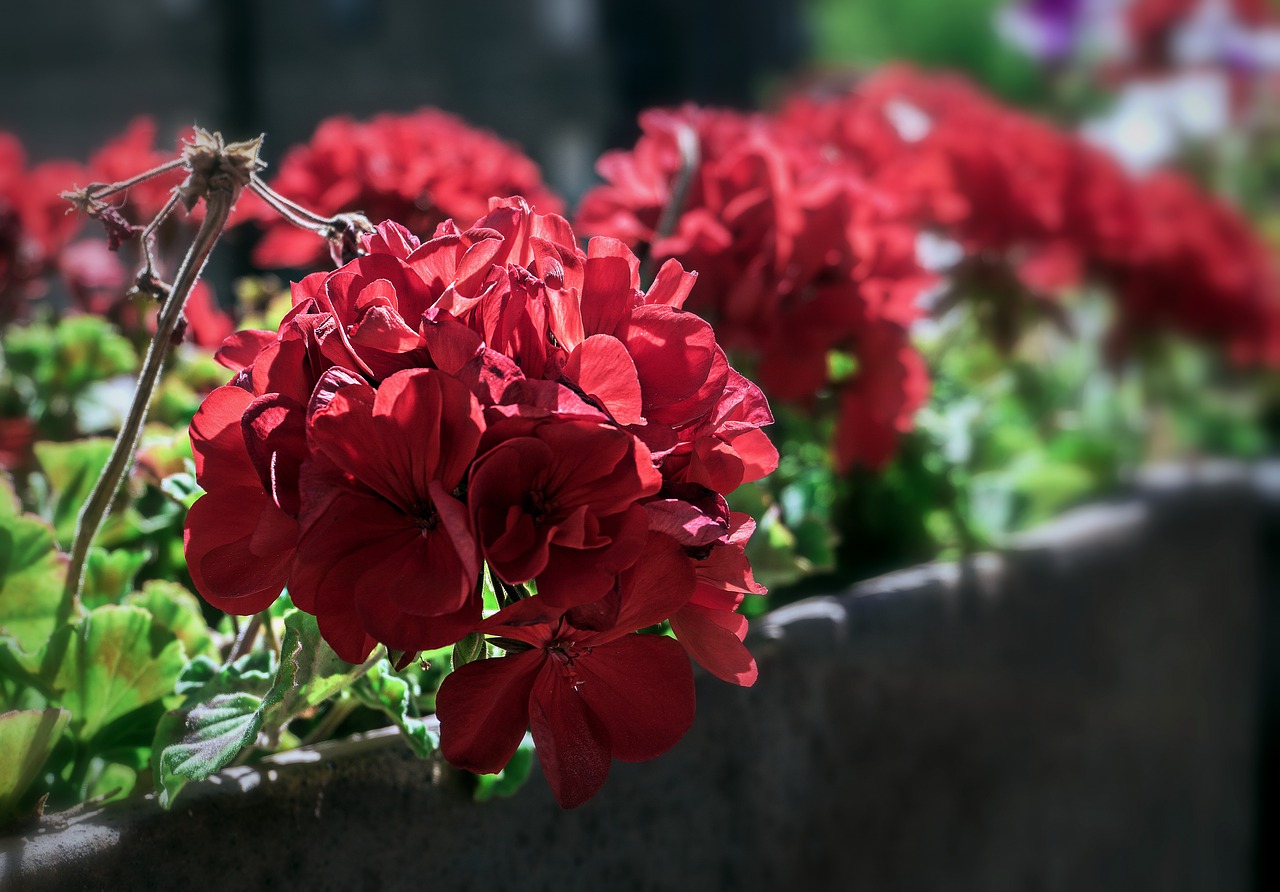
top-left (524, 488), bottom-right (555, 521)
top-left (547, 639), bottom-right (591, 690)
top-left (413, 502), bottom-right (440, 532)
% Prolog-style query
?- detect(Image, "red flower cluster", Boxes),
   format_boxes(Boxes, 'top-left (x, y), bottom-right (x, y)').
top-left (185, 200), bottom-right (776, 807)
top-left (252, 109), bottom-right (564, 269)
top-left (780, 65), bottom-right (1280, 363)
top-left (0, 120), bottom-right (236, 345)
top-left (577, 106), bottom-right (933, 472)
top-left (0, 131), bottom-right (86, 322)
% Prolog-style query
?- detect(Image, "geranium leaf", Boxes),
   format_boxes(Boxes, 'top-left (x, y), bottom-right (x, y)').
top-left (153, 611), bottom-right (368, 810)
top-left (2, 316), bottom-right (136, 410)
top-left (174, 651), bottom-right (275, 703)
top-left (0, 708), bottom-right (70, 824)
top-left (33, 438), bottom-right (115, 548)
top-left (0, 635), bottom-right (49, 710)
top-left (159, 471), bottom-right (202, 509)
top-left (52, 605), bottom-right (186, 742)
top-left (0, 475), bottom-right (19, 519)
top-left (259, 610), bottom-right (369, 730)
top-left (451, 631), bottom-right (486, 670)
top-left (0, 511), bottom-right (69, 656)
top-left (124, 581), bottom-right (219, 662)
top-left (152, 693), bottom-right (264, 809)
top-left (351, 660), bottom-right (438, 759)
top-left (83, 547), bottom-right (151, 608)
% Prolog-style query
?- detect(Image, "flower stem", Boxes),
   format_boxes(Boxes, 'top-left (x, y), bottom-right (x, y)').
top-left (41, 185), bottom-right (235, 682)
top-left (79, 158), bottom-right (186, 204)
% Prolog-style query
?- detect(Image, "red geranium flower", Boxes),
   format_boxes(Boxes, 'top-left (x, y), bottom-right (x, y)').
top-left (577, 105), bottom-right (928, 471)
top-left (469, 413), bottom-right (661, 607)
top-left (289, 367), bottom-right (486, 662)
top-left (188, 199), bottom-right (773, 806)
top-left (183, 385), bottom-right (300, 615)
top-left (252, 109), bottom-right (563, 268)
top-left (436, 532), bottom-right (696, 808)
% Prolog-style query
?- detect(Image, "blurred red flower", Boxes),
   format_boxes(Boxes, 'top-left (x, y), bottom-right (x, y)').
top-left (252, 109), bottom-right (563, 269)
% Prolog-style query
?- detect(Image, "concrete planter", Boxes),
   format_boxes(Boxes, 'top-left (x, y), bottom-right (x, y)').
top-left (1, 464), bottom-right (1270, 891)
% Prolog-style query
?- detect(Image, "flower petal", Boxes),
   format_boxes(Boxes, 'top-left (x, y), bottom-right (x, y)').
top-left (576, 633), bottom-right (696, 761)
top-left (529, 661), bottom-right (612, 808)
top-left (438, 649), bottom-right (543, 775)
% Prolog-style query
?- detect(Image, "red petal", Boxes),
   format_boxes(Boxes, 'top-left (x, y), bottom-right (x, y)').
top-left (241, 394), bottom-right (307, 516)
top-left (644, 259), bottom-right (697, 308)
top-left (190, 385), bottom-right (255, 489)
top-left (576, 633), bottom-right (695, 761)
top-left (184, 487), bottom-right (295, 614)
top-left (607, 531), bottom-right (696, 637)
top-left (529, 661), bottom-right (612, 808)
top-left (563, 335), bottom-right (644, 425)
top-left (670, 602), bottom-right (758, 686)
top-left (438, 650), bottom-right (543, 775)
top-left (580, 237), bottom-right (640, 337)
top-left (215, 329), bottom-right (276, 372)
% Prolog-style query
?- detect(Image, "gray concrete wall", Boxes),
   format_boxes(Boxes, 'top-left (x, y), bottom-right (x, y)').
top-left (0, 464), bottom-right (1267, 891)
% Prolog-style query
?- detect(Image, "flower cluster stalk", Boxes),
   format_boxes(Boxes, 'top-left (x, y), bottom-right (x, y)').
top-left (43, 132), bottom-right (263, 681)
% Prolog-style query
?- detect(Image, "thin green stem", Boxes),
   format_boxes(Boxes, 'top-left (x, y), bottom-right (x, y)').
top-left (225, 612), bottom-right (265, 664)
top-left (298, 696), bottom-right (359, 747)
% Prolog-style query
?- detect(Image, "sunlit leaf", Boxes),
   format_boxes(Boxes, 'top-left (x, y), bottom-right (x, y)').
top-left (152, 693), bottom-right (263, 809)
top-left (124, 581), bottom-right (218, 662)
top-left (52, 605), bottom-right (186, 742)
top-left (33, 439), bottom-right (114, 548)
top-left (0, 511), bottom-right (68, 655)
top-left (351, 660), bottom-right (437, 759)
top-left (83, 547), bottom-right (150, 608)
top-left (0, 708), bottom-right (70, 823)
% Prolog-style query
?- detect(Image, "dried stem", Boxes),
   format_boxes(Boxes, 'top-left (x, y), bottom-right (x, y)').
top-left (249, 175), bottom-right (373, 263)
top-left (135, 192), bottom-right (181, 296)
top-left (76, 158), bottom-right (186, 205)
top-left (42, 131), bottom-right (262, 682)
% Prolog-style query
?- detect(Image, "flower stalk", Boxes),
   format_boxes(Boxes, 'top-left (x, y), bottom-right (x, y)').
top-left (43, 130), bottom-right (264, 681)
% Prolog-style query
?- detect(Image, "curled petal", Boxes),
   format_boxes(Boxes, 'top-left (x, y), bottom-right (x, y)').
top-left (670, 602), bottom-right (758, 686)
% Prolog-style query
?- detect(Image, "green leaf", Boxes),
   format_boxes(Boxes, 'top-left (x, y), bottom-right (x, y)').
top-left (0, 511), bottom-right (68, 656)
top-left (174, 651), bottom-right (275, 703)
top-left (0, 708), bottom-right (70, 823)
top-left (0, 634), bottom-right (52, 711)
top-left (473, 733), bottom-right (535, 802)
top-left (451, 631), bottom-right (486, 671)
top-left (79, 758), bottom-right (138, 804)
top-left (351, 660), bottom-right (437, 759)
top-left (52, 605), bottom-right (186, 742)
top-left (159, 472), bottom-right (202, 509)
top-left (259, 610), bottom-right (368, 729)
top-left (83, 547), bottom-right (151, 608)
top-left (2, 316), bottom-right (136, 410)
top-left (154, 611), bottom-right (373, 809)
top-left (152, 693), bottom-right (264, 809)
top-left (33, 438), bottom-right (114, 548)
top-left (0, 474), bottom-right (19, 519)
top-left (124, 581), bottom-right (218, 662)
